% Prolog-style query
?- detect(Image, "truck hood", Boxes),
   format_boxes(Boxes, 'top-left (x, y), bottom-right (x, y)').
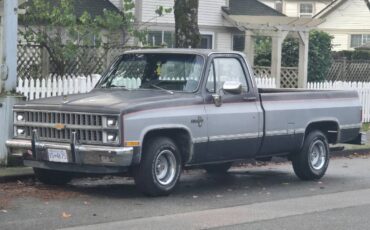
top-left (14, 89), bottom-right (203, 114)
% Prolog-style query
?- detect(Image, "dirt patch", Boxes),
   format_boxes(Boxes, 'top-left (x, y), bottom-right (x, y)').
top-left (0, 179), bottom-right (86, 209)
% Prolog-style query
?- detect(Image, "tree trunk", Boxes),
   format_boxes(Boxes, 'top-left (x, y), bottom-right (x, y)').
top-left (174, 0), bottom-right (201, 48)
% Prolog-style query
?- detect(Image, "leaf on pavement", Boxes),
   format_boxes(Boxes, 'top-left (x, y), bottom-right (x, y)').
top-left (62, 211), bottom-right (72, 219)
top-left (1, 209), bottom-right (8, 213)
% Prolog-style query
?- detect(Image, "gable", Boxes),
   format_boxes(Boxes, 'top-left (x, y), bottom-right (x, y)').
top-left (317, 0), bottom-right (370, 30)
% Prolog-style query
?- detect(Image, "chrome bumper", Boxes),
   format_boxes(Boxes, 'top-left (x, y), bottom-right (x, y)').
top-left (6, 132), bottom-right (134, 167)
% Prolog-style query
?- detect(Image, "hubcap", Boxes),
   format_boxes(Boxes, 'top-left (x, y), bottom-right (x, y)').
top-left (154, 150), bottom-right (177, 186)
top-left (309, 140), bottom-right (327, 170)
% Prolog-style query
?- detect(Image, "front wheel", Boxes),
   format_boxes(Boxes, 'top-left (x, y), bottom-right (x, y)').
top-left (133, 137), bottom-right (182, 196)
top-left (291, 130), bottom-right (330, 180)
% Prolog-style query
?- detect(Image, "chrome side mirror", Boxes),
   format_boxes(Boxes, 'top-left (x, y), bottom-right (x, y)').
top-left (222, 81), bottom-right (242, 94)
top-left (212, 94), bottom-right (222, 107)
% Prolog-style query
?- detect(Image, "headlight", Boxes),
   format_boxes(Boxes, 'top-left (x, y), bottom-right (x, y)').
top-left (16, 113), bottom-right (25, 121)
top-left (17, 127), bottom-right (25, 136)
top-left (107, 117), bottom-right (117, 127)
top-left (107, 133), bottom-right (117, 142)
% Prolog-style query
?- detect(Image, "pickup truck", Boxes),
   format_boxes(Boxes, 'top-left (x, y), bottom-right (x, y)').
top-left (7, 49), bottom-right (364, 196)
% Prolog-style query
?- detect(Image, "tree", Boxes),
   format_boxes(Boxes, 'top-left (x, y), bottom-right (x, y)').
top-left (19, 0), bottom-right (145, 75)
top-left (174, 0), bottom-right (201, 48)
top-left (254, 30), bottom-right (333, 82)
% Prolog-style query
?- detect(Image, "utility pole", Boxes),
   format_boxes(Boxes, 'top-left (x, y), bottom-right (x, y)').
top-left (0, 0), bottom-right (21, 166)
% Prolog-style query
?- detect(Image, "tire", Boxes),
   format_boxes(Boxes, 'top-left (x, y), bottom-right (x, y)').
top-left (133, 137), bottom-right (182, 196)
top-left (291, 130), bottom-right (330, 180)
top-left (203, 162), bottom-right (232, 174)
top-left (33, 168), bottom-right (72, 185)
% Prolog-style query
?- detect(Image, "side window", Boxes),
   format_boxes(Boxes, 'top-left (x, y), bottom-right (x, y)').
top-left (206, 58), bottom-right (248, 93)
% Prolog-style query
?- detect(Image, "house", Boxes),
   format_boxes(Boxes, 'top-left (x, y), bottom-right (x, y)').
top-left (109, 0), bottom-right (289, 50)
top-left (258, 0), bottom-right (370, 51)
top-left (314, 0), bottom-right (370, 51)
top-left (259, 0), bottom-right (332, 18)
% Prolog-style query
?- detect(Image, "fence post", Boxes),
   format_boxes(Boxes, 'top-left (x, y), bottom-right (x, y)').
top-left (41, 47), bottom-right (50, 78)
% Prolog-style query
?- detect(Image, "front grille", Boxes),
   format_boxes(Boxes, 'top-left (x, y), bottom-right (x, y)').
top-left (19, 111), bottom-right (106, 144)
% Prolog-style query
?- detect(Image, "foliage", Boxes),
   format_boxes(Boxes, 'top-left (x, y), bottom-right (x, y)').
top-left (254, 36), bottom-right (271, 66)
top-left (19, 0), bottom-right (169, 75)
top-left (308, 30), bottom-right (333, 82)
top-left (254, 30), bottom-right (333, 82)
top-left (332, 50), bottom-right (370, 60)
top-left (174, 0), bottom-right (201, 48)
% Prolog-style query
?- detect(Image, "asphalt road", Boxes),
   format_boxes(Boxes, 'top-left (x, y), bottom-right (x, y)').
top-left (1, 154), bottom-right (370, 230)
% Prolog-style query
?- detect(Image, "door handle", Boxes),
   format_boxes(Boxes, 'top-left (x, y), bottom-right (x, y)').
top-left (244, 96), bottom-right (257, 102)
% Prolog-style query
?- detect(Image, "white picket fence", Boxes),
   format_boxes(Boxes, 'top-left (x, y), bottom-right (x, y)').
top-left (16, 75), bottom-right (370, 122)
top-left (17, 74), bottom-right (102, 100)
top-left (307, 81), bottom-right (370, 123)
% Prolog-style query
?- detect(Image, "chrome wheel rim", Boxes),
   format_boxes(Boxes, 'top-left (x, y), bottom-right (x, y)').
top-left (154, 150), bottom-right (177, 186)
top-left (309, 140), bottom-right (326, 170)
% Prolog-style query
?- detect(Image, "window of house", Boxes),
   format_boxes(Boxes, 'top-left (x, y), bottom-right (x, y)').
top-left (233, 34), bottom-right (245, 52)
top-left (351, 34), bottom-right (370, 48)
top-left (147, 31), bottom-right (175, 47)
top-left (200, 34), bottom-right (213, 49)
top-left (299, 3), bottom-right (314, 18)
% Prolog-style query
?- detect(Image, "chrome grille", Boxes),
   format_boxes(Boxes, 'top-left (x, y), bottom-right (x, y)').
top-left (19, 111), bottom-right (105, 144)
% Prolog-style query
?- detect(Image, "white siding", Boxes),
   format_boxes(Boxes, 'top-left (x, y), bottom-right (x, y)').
top-left (317, 0), bottom-right (370, 50)
top-left (329, 33), bottom-right (350, 51)
top-left (318, 0), bottom-right (370, 30)
top-left (140, 0), bottom-right (227, 26)
top-left (216, 32), bottom-right (232, 50)
top-left (283, 0), bottom-right (331, 17)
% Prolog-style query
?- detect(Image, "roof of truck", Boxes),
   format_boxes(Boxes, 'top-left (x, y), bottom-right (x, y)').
top-left (123, 48), bottom-right (246, 57)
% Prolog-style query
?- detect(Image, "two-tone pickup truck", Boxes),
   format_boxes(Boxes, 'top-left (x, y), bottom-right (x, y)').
top-left (7, 49), bottom-right (364, 196)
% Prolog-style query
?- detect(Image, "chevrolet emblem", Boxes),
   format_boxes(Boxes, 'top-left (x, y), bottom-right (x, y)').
top-left (54, 123), bottom-right (66, 130)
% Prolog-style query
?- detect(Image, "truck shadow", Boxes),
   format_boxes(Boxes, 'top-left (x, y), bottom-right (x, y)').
top-left (59, 167), bottom-right (342, 200)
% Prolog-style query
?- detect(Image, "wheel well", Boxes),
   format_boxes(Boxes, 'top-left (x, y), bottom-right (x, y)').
top-left (143, 129), bottom-right (192, 165)
top-left (305, 121), bottom-right (339, 144)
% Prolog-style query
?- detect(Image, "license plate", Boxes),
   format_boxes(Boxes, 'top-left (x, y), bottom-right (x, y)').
top-left (48, 149), bottom-right (68, 163)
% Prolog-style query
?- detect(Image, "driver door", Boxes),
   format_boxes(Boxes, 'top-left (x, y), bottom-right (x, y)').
top-left (204, 54), bottom-right (262, 162)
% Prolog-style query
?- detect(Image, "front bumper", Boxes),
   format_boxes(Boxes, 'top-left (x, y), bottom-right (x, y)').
top-left (6, 133), bottom-right (134, 171)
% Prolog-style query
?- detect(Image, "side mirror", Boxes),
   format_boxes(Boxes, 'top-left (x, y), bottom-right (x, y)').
top-left (222, 81), bottom-right (242, 94)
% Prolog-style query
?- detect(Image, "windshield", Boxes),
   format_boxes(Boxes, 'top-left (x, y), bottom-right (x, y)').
top-left (99, 53), bottom-right (204, 92)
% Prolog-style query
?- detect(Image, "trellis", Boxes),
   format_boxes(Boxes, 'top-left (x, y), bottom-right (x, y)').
top-left (326, 59), bottom-right (370, 82)
top-left (254, 66), bottom-right (298, 88)
top-left (17, 45), bottom-right (130, 79)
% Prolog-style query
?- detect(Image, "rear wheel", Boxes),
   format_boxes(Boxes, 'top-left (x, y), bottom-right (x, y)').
top-left (33, 168), bottom-right (72, 185)
top-left (291, 130), bottom-right (329, 180)
top-left (203, 162), bottom-right (232, 174)
top-left (133, 137), bottom-right (182, 196)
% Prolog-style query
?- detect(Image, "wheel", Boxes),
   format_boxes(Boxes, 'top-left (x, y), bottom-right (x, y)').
top-left (291, 130), bottom-right (330, 180)
top-left (133, 137), bottom-right (182, 196)
top-left (33, 168), bottom-right (72, 185)
top-left (203, 162), bottom-right (232, 174)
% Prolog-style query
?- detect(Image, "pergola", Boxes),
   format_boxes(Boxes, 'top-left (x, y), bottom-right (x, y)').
top-left (223, 13), bottom-right (323, 88)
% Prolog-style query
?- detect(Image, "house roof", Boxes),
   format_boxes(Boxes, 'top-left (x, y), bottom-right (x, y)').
top-left (314, 0), bottom-right (346, 18)
top-left (222, 0), bottom-right (285, 16)
top-left (21, 0), bottom-right (120, 18)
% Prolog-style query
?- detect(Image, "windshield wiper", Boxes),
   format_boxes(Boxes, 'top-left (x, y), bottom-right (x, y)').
top-left (150, 84), bottom-right (174, 95)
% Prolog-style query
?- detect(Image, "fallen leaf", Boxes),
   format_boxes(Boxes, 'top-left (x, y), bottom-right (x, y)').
top-left (83, 201), bottom-right (90, 205)
top-left (282, 182), bottom-right (290, 185)
top-left (216, 194), bottom-right (223, 198)
top-left (227, 189), bottom-right (233, 192)
top-left (317, 181), bottom-right (323, 184)
top-left (1, 210), bottom-right (8, 213)
top-left (62, 212), bottom-right (72, 219)
top-left (192, 195), bottom-right (198, 199)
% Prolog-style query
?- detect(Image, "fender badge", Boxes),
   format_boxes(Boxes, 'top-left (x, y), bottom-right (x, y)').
top-left (54, 123), bottom-right (66, 130)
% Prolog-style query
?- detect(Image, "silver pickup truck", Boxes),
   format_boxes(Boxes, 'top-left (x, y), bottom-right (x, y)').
top-left (7, 49), bottom-right (364, 196)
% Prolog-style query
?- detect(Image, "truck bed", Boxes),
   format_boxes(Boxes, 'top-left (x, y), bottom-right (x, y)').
top-left (257, 88), bottom-right (362, 156)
